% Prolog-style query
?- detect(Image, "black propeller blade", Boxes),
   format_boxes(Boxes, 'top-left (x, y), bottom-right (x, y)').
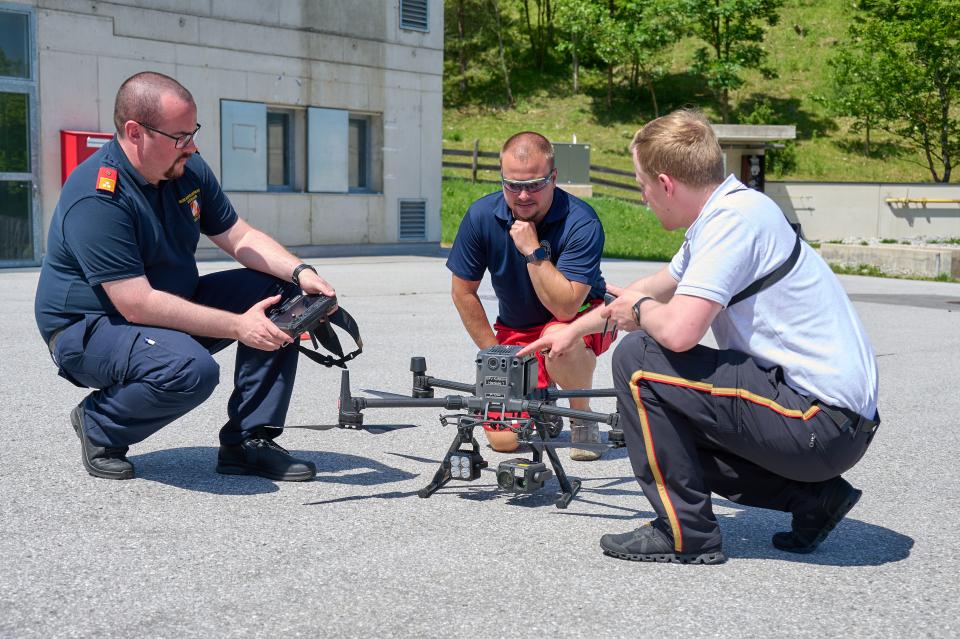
top-left (284, 423), bottom-right (418, 433)
top-left (359, 387), bottom-right (415, 400)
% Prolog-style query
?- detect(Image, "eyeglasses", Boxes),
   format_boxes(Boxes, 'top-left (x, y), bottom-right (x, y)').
top-left (137, 121), bottom-right (201, 149)
top-left (501, 170), bottom-right (555, 194)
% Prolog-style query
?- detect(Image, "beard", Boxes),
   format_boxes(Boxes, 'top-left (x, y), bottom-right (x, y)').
top-left (164, 154), bottom-right (191, 179)
top-left (511, 204), bottom-right (542, 222)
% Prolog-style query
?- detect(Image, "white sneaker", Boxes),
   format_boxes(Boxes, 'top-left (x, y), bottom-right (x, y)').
top-left (569, 419), bottom-right (602, 461)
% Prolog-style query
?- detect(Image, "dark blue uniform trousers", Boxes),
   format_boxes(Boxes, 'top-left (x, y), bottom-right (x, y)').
top-left (612, 331), bottom-right (876, 554)
top-left (51, 269), bottom-right (301, 448)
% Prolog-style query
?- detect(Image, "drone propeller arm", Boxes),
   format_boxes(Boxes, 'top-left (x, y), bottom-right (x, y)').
top-left (356, 396), bottom-right (468, 410)
top-left (423, 376), bottom-right (475, 395)
top-left (542, 387), bottom-right (617, 400)
top-left (518, 400), bottom-right (619, 427)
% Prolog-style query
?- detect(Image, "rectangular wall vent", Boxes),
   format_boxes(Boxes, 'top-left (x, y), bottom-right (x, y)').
top-left (400, 0), bottom-right (429, 31)
top-left (398, 199), bottom-right (427, 241)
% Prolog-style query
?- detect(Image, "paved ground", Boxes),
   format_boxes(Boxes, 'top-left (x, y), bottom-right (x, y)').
top-left (2, 255), bottom-right (959, 638)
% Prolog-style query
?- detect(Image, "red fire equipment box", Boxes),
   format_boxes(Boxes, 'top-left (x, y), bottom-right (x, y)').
top-left (60, 130), bottom-right (114, 185)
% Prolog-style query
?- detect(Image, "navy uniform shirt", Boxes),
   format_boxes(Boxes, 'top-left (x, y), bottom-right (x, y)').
top-left (446, 188), bottom-right (606, 330)
top-left (34, 138), bottom-right (238, 343)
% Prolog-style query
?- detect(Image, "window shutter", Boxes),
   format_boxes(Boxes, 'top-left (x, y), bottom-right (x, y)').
top-left (220, 100), bottom-right (266, 191)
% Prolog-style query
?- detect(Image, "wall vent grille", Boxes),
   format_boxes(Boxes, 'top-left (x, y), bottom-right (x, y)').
top-left (400, 0), bottom-right (429, 31)
top-left (398, 199), bottom-right (427, 241)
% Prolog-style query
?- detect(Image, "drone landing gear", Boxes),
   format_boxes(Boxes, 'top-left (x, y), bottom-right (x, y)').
top-left (533, 439), bottom-right (581, 509)
top-left (418, 423), bottom-right (487, 499)
top-left (417, 418), bottom-right (580, 509)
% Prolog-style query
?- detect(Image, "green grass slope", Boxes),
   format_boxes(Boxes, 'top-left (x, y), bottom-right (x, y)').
top-left (443, 0), bottom-right (939, 184)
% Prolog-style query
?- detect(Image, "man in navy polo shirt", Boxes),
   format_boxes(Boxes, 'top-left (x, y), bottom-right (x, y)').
top-left (446, 131), bottom-right (614, 460)
top-left (35, 71), bottom-right (335, 482)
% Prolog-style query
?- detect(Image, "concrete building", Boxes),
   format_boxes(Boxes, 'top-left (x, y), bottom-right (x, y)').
top-left (0, 0), bottom-right (443, 267)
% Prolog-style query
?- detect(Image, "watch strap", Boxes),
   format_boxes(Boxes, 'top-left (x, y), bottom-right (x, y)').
top-left (291, 263), bottom-right (318, 287)
top-left (525, 241), bottom-right (551, 264)
top-left (632, 296), bottom-right (654, 326)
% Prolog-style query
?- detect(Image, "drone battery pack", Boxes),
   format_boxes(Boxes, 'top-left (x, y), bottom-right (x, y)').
top-left (269, 293), bottom-right (337, 337)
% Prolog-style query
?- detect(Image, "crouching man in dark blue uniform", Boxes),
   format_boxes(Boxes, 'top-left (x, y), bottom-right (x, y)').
top-left (521, 109), bottom-right (879, 563)
top-left (35, 71), bottom-right (334, 482)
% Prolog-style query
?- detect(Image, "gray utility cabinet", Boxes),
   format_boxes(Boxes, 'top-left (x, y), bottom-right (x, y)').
top-left (552, 143), bottom-right (590, 184)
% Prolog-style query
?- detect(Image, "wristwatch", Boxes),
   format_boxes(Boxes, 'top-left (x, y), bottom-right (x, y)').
top-left (524, 241), bottom-right (551, 264)
top-left (632, 296), bottom-right (654, 326)
top-left (291, 263), bottom-right (318, 287)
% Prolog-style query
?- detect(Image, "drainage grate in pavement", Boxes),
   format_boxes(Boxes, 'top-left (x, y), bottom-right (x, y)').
top-left (849, 294), bottom-right (960, 310)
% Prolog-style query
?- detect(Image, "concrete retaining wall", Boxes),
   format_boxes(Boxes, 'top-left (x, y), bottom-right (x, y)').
top-left (767, 182), bottom-right (960, 241)
top-left (819, 243), bottom-right (960, 278)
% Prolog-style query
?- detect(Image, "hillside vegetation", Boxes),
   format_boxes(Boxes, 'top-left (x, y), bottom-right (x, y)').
top-left (442, 0), bottom-right (957, 185)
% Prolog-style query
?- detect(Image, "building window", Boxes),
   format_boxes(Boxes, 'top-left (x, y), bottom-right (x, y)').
top-left (0, 5), bottom-right (37, 265)
top-left (349, 116), bottom-right (368, 191)
top-left (0, 10), bottom-right (30, 79)
top-left (0, 91), bottom-right (29, 173)
top-left (399, 0), bottom-right (429, 32)
top-left (267, 110), bottom-right (293, 191)
top-left (221, 100), bottom-right (380, 194)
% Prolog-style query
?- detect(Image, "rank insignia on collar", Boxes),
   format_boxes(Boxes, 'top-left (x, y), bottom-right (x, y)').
top-left (96, 167), bottom-right (117, 193)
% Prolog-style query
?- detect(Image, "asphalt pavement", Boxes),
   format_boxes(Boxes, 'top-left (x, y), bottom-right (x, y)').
top-left (2, 255), bottom-right (958, 638)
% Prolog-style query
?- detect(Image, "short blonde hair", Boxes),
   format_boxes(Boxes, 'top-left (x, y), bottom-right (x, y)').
top-left (629, 109), bottom-right (724, 187)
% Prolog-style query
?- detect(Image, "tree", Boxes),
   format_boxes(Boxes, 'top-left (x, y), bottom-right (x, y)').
top-left (824, 38), bottom-right (886, 157)
top-left (689, 0), bottom-right (784, 123)
top-left (520, 0), bottom-right (556, 72)
top-left (594, 0), bottom-right (630, 108)
top-left (553, 0), bottom-right (604, 94)
top-left (622, 0), bottom-right (691, 117)
top-left (489, 0), bottom-right (515, 108)
top-left (443, 0), bottom-right (493, 101)
top-left (828, 0), bottom-right (960, 182)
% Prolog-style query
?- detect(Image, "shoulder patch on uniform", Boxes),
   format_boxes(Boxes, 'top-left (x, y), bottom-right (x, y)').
top-left (96, 167), bottom-right (117, 193)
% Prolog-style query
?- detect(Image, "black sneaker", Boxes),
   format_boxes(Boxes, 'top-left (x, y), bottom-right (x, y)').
top-left (216, 436), bottom-right (316, 482)
top-left (772, 477), bottom-right (862, 554)
top-left (600, 522), bottom-right (727, 564)
top-left (71, 403), bottom-right (134, 480)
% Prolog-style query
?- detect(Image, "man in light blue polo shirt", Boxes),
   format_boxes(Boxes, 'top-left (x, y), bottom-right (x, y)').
top-left (522, 110), bottom-right (879, 564)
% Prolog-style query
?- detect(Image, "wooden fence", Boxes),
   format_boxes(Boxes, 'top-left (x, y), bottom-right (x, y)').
top-left (442, 141), bottom-right (642, 204)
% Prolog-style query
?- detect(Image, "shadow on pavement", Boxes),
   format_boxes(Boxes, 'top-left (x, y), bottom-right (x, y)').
top-left (130, 446), bottom-right (279, 495)
top-left (130, 447), bottom-right (416, 494)
top-left (714, 498), bottom-right (915, 567)
top-left (299, 451), bottom-right (418, 486)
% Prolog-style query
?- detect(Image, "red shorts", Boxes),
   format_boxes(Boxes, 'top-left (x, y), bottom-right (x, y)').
top-left (494, 299), bottom-right (616, 388)
top-left (483, 300), bottom-right (617, 432)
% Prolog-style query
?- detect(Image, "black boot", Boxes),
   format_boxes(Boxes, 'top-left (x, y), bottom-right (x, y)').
top-left (71, 403), bottom-right (134, 480)
top-left (216, 434), bottom-right (316, 481)
top-left (772, 477), bottom-right (862, 553)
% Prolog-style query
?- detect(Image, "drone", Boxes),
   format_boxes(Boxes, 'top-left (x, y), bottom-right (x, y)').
top-left (300, 344), bottom-right (624, 509)
top-left (274, 293), bottom-right (624, 508)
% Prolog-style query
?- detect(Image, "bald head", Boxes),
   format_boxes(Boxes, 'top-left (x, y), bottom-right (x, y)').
top-left (114, 71), bottom-right (194, 138)
top-left (501, 131), bottom-right (555, 170)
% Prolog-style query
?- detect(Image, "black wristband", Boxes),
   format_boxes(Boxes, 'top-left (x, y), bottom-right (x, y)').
top-left (632, 296), bottom-right (654, 326)
top-left (291, 263), bottom-right (317, 288)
